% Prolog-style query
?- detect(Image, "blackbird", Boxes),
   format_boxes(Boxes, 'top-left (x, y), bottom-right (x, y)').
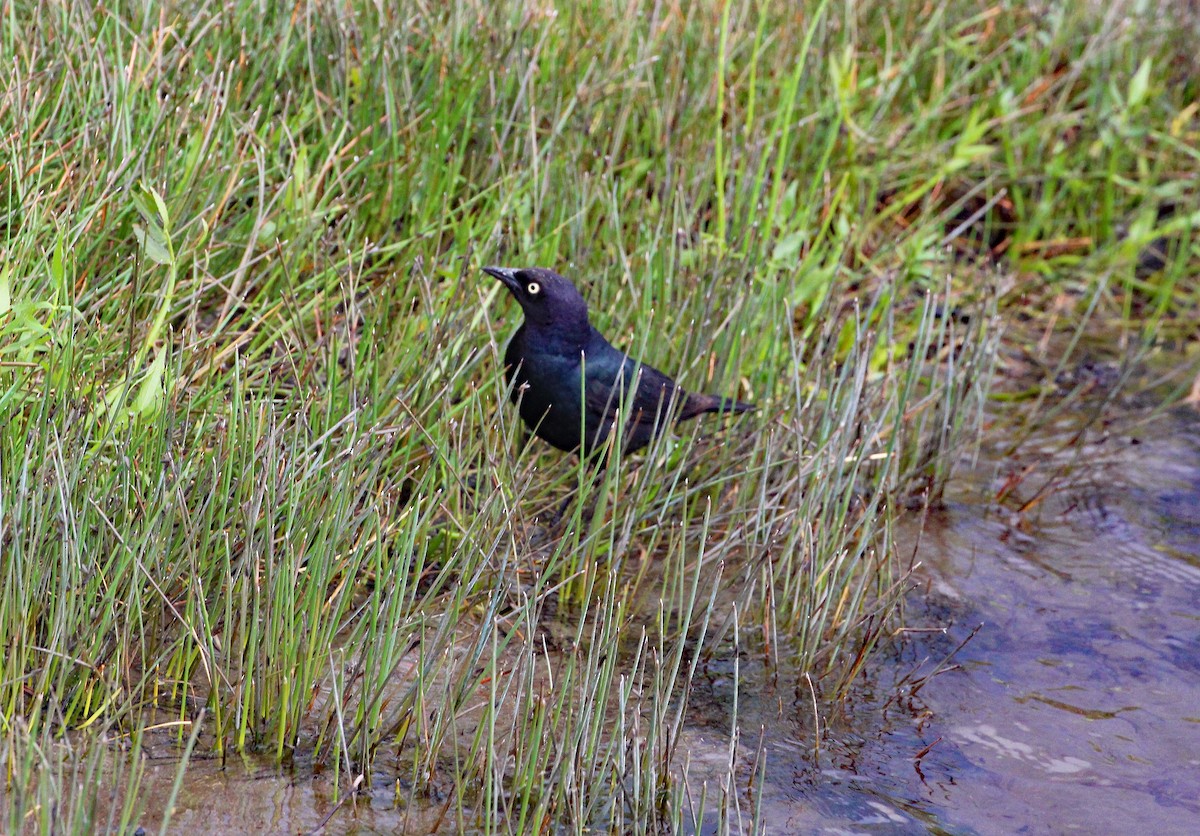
top-left (485, 266), bottom-right (753, 458)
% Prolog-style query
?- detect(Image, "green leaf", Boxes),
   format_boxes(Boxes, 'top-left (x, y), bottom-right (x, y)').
top-left (132, 344), bottom-right (168, 419)
top-left (772, 230), bottom-right (806, 262)
top-left (49, 238), bottom-right (66, 285)
top-left (133, 223), bottom-right (173, 266)
top-left (147, 184), bottom-right (170, 229)
top-left (1128, 57), bottom-right (1152, 109)
top-left (0, 265), bottom-right (10, 316)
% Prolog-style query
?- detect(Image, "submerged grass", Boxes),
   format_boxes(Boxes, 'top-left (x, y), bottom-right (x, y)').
top-left (0, 0), bottom-right (1195, 831)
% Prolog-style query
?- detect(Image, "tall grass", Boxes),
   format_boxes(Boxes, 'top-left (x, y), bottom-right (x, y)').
top-left (0, 0), bottom-right (1194, 831)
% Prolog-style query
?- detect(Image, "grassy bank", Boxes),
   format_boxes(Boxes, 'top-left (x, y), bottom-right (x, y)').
top-left (1, 0), bottom-right (1195, 831)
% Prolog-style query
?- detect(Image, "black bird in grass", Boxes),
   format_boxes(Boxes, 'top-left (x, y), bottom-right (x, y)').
top-left (485, 266), bottom-right (754, 458)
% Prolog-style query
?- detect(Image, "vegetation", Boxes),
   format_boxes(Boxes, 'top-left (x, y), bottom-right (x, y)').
top-left (0, 0), bottom-right (1194, 831)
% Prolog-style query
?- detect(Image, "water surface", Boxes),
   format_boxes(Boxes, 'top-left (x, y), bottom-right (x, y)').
top-left (728, 398), bottom-right (1200, 833)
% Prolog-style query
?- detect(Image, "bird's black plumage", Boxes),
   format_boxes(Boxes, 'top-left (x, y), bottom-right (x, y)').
top-left (485, 266), bottom-right (753, 457)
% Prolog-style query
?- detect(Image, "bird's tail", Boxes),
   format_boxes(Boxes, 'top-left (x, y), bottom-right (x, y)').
top-left (680, 394), bottom-right (755, 420)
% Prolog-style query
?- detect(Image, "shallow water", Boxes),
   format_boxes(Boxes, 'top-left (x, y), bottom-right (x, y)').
top-left (723, 399), bottom-right (1200, 834)
top-left (127, 395), bottom-right (1200, 834)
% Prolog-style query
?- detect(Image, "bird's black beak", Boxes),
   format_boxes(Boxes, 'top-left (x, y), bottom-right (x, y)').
top-left (483, 266), bottom-right (520, 293)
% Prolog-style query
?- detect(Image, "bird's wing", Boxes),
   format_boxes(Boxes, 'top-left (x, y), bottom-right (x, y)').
top-left (583, 355), bottom-right (681, 428)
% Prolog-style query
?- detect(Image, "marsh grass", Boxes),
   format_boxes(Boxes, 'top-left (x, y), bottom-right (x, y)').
top-left (0, 0), bottom-right (1195, 831)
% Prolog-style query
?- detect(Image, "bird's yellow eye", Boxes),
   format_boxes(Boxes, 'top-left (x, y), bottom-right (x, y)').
top-left (527, 282), bottom-right (541, 295)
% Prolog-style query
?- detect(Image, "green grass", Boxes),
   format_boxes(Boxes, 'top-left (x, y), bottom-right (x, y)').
top-left (0, 0), bottom-right (1195, 832)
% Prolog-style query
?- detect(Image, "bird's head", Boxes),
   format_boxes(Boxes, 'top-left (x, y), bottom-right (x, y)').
top-left (484, 266), bottom-right (590, 331)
